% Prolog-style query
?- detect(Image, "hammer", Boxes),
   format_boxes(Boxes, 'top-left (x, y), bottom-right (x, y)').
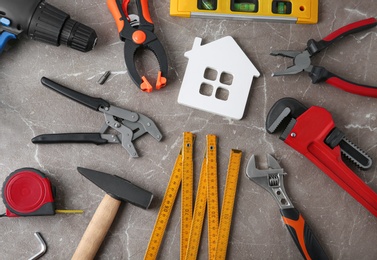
top-left (72, 167), bottom-right (153, 259)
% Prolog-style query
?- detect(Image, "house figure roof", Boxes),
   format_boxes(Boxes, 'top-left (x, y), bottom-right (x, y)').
top-left (178, 36), bottom-right (260, 120)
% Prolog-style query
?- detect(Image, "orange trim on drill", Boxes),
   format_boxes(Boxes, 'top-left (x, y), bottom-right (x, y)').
top-left (282, 214), bottom-right (311, 260)
top-left (156, 71), bottom-right (167, 90)
top-left (107, 0), bottom-right (125, 33)
top-left (132, 30), bottom-right (147, 44)
top-left (141, 76), bottom-right (153, 92)
top-left (140, 0), bottom-right (153, 24)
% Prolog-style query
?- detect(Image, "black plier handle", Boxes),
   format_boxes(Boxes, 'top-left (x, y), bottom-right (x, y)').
top-left (107, 0), bottom-right (168, 92)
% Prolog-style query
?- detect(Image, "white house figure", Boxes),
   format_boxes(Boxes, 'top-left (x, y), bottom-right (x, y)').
top-left (178, 36), bottom-right (260, 120)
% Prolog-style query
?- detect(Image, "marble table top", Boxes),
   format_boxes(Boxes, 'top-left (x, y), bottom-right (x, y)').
top-left (1, 0), bottom-right (376, 259)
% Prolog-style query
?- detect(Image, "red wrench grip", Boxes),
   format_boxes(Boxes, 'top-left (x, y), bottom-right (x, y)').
top-left (284, 106), bottom-right (377, 217)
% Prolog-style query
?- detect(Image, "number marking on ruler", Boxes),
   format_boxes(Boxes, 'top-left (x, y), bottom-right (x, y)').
top-left (181, 132), bottom-right (194, 260)
top-left (206, 134), bottom-right (219, 260)
top-left (185, 155), bottom-right (207, 260)
top-left (144, 150), bottom-right (183, 260)
top-left (145, 133), bottom-right (242, 260)
top-left (215, 149), bottom-right (242, 260)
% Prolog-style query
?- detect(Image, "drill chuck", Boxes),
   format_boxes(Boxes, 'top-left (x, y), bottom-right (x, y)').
top-left (28, 1), bottom-right (97, 52)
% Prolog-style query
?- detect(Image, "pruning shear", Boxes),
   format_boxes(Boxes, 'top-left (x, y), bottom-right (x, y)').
top-left (107, 0), bottom-right (168, 92)
top-left (271, 17), bottom-right (377, 97)
top-left (266, 97), bottom-right (377, 218)
top-left (32, 77), bottom-right (163, 157)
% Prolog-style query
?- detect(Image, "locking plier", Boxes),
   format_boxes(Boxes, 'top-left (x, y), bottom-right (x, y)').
top-left (32, 77), bottom-right (163, 157)
top-left (266, 97), bottom-right (377, 217)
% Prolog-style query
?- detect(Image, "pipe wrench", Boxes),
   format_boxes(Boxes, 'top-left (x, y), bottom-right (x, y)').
top-left (266, 97), bottom-right (377, 217)
top-left (246, 154), bottom-right (329, 260)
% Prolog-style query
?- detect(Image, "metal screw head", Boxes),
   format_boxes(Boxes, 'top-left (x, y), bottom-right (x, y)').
top-left (114, 122), bottom-right (121, 128)
top-left (290, 133), bottom-right (296, 138)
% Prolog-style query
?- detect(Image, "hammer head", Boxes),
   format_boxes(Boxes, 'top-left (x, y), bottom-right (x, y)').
top-left (77, 167), bottom-right (153, 209)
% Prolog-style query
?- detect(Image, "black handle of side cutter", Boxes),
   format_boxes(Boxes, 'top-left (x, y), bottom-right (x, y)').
top-left (41, 77), bottom-right (110, 111)
top-left (280, 208), bottom-right (329, 260)
top-left (307, 17), bottom-right (377, 55)
top-left (32, 133), bottom-right (108, 145)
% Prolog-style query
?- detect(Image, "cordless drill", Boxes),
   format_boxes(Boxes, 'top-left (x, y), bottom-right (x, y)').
top-left (0, 0), bottom-right (97, 53)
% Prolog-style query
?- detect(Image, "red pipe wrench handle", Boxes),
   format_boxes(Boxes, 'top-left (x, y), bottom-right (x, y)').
top-left (280, 208), bottom-right (329, 260)
top-left (284, 106), bottom-right (377, 217)
top-left (309, 66), bottom-right (377, 98)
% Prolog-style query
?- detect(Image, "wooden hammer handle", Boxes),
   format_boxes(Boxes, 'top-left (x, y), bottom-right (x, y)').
top-left (72, 194), bottom-right (121, 260)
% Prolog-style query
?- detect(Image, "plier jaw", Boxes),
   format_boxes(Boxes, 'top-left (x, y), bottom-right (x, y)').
top-left (270, 17), bottom-right (377, 97)
top-left (266, 98), bottom-right (377, 218)
top-left (32, 77), bottom-right (163, 158)
top-left (107, 0), bottom-right (168, 92)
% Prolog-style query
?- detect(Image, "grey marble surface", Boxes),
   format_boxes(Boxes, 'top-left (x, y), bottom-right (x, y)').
top-left (1, 0), bottom-right (377, 259)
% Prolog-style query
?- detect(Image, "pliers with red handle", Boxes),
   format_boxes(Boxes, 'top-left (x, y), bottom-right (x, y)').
top-left (271, 17), bottom-right (377, 98)
top-left (266, 97), bottom-right (377, 218)
top-left (107, 0), bottom-right (168, 92)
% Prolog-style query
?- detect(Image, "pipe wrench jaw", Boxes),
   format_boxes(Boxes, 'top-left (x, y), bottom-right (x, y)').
top-left (266, 98), bottom-right (372, 170)
top-left (266, 97), bottom-right (307, 140)
top-left (246, 155), bottom-right (293, 209)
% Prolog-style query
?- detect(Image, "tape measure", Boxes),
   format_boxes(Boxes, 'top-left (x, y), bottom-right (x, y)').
top-left (144, 133), bottom-right (242, 259)
top-left (1, 168), bottom-right (83, 217)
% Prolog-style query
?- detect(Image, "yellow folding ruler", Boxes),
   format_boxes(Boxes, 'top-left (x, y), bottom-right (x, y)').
top-left (144, 132), bottom-right (242, 260)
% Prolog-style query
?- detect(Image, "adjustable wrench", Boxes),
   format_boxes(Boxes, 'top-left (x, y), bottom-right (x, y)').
top-left (246, 154), bottom-right (329, 260)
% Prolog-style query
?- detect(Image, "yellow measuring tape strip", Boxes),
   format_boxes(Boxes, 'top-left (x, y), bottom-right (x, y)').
top-left (184, 155), bottom-right (207, 260)
top-left (144, 148), bottom-right (184, 260)
top-left (144, 132), bottom-right (242, 260)
top-left (206, 134), bottom-right (219, 260)
top-left (181, 132), bottom-right (194, 260)
top-left (215, 149), bottom-right (242, 260)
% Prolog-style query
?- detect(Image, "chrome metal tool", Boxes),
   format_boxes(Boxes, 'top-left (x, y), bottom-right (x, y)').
top-left (32, 77), bottom-right (163, 157)
top-left (246, 154), bottom-right (328, 260)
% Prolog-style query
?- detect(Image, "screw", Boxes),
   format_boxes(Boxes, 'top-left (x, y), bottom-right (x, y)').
top-left (114, 122), bottom-right (121, 128)
top-left (290, 133), bottom-right (296, 138)
top-left (98, 71), bottom-right (111, 85)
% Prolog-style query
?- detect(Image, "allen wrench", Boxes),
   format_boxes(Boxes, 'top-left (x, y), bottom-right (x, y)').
top-left (29, 232), bottom-right (47, 260)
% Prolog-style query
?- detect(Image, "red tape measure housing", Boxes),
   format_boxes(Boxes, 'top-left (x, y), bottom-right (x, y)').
top-left (2, 168), bottom-right (55, 217)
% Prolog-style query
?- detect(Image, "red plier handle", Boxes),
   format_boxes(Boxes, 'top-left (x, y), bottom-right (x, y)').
top-left (306, 18), bottom-right (377, 97)
top-left (309, 66), bottom-right (377, 98)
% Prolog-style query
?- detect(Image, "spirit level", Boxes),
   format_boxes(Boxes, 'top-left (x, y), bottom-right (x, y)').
top-left (170, 0), bottom-right (318, 24)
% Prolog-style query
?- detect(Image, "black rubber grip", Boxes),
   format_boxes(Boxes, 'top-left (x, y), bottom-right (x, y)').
top-left (32, 133), bottom-right (108, 145)
top-left (280, 208), bottom-right (329, 260)
top-left (41, 77), bottom-right (110, 110)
